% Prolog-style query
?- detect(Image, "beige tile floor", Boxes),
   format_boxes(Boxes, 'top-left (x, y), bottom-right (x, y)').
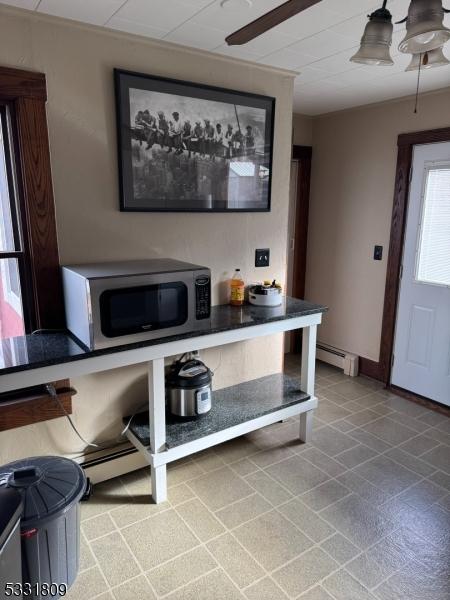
top-left (69, 357), bottom-right (450, 600)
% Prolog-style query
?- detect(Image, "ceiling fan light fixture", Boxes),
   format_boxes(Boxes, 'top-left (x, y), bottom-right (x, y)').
top-left (220, 0), bottom-right (252, 10)
top-left (405, 46), bottom-right (450, 70)
top-left (398, 0), bottom-right (450, 54)
top-left (350, 5), bottom-right (394, 66)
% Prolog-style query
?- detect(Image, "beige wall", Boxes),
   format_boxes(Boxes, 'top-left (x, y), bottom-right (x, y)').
top-left (292, 113), bottom-right (313, 146)
top-left (299, 88), bottom-right (450, 362)
top-left (0, 6), bottom-right (294, 463)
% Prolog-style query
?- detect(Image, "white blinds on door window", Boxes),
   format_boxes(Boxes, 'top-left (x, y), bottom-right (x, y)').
top-left (416, 167), bottom-right (450, 286)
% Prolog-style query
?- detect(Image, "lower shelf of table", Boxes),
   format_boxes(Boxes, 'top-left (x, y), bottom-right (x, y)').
top-left (124, 373), bottom-right (315, 461)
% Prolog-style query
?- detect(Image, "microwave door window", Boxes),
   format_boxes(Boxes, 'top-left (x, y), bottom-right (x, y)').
top-left (152, 287), bottom-right (179, 322)
top-left (100, 283), bottom-right (188, 337)
top-left (109, 290), bottom-right (147, 331)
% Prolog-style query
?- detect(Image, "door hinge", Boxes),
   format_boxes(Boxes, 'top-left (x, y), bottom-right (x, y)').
top-left (391, 353), bottom-right (395, 367)
top-left (409, 166), bottom-right (413, 183)
top-left (399, 264), bottom-right (403, 280)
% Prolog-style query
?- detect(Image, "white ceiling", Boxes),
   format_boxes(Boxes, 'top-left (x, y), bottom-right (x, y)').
top-left (2, 0), bottom-right (450, 114)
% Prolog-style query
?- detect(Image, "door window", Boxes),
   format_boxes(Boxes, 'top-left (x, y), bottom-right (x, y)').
top-left (416, 165), bottom-right (450, 286)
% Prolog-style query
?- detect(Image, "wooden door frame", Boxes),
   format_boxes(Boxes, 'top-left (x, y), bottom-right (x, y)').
top-left (360, 126), bottom-right (450, 385)
top-left (291, 145), bottom-right (312, 352)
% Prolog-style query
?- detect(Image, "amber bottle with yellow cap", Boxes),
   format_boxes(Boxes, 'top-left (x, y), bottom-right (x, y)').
top-left (230, 269), bottom-right (245, 306)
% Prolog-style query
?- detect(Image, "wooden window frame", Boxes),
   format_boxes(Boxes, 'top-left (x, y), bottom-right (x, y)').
top-left (0, 66), bottom-right (64, 329)
top-left (360, 127), bottom-right (450, 397)
top-left (0, 65), bottom-right (72, 430)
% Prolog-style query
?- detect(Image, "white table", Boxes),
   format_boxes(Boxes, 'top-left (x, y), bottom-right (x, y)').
top-left (0, 300), bottom-right (324, 504)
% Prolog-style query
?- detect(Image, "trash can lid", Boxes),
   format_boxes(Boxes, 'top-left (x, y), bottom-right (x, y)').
top-left (0, 456), bottom-right (86, 527)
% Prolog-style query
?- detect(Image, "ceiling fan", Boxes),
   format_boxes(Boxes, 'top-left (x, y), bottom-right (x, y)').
top-left (225, 0), bottom-right (322, 46)
top-left (225, 0), bottom-right (450, 72)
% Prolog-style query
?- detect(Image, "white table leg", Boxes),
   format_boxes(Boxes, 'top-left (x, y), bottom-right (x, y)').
top-left (151, 464), bottom-right (167, 504)
top-left (148, 358), bottom-right (167, 503)
top-left (299, 410), bottom-right (313, 442)
top-left (299, 324), bottom-right (317, 442)
top-left (301, 324), bottom-right (317, 396)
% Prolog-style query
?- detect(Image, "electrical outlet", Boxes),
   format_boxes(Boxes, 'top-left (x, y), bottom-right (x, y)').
top-left (255, 248), bottom-right (270, 267)
top-left (374, 245), bottom-right (383, 261)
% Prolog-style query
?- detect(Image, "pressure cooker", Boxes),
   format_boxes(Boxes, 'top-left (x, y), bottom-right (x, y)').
top-left (166, 357), bottom-right (212, 418)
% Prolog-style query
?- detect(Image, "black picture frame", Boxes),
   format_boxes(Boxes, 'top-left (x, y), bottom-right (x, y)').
top-left (114, 68), bottom-right (275, 213)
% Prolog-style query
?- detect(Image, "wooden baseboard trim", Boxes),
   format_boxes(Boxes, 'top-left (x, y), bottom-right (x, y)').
top-left (0, 379), bottom-right (76, 431)
top-left (359, 357), bottom-right (449, 416)
top-left (388, 385), bottom-right (450, 417)
top-left (359, 358), bottom-right (384, 382)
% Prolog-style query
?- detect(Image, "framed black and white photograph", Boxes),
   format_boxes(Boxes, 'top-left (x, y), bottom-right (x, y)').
top-left (114, 69), bottom-right (275, 212)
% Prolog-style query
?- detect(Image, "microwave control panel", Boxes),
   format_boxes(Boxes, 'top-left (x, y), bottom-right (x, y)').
top-left (195, 275), bottom-right (211, 319)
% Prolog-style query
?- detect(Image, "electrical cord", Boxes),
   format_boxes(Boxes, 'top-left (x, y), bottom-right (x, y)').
top-left (45, 384), bottom-right (148, 451)
top-left (414, 52), bottom-right (423, 114)
top-left (211, 351), bottom-right (222, 375)
top-left (46, 353), bottom-right (219, 450)
top-left (120, 405), bottom-right (149, 438)
top-left (178, 352), bottom-right (188, 364)
top-left (178, 351), bottom-right (221, 374)
top-left (46, 384), bottom-right (100, 448)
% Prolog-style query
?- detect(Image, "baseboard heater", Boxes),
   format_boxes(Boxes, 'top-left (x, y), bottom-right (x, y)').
top-left (76, 442), bottom-right (147, 485)
top-left (316, 342), bottom-right (359, 377)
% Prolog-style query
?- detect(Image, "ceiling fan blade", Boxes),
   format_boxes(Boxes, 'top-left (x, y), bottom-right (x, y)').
top-left (226, 0), bottom-right (323, 45)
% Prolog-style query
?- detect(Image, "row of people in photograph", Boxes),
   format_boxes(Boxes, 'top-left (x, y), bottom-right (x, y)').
top-left (134, 109), bottom-right (255, 158)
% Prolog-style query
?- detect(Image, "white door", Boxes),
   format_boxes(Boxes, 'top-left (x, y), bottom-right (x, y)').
top-left (392, 142), bottom-right (450, 406)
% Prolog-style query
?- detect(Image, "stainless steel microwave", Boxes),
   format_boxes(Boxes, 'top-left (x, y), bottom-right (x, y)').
top-left (62, 259), bottom-right (211, 349)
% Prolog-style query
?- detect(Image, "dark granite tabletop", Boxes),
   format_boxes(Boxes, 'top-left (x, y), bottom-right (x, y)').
top-left (0, 297), bottom-right (326, 378)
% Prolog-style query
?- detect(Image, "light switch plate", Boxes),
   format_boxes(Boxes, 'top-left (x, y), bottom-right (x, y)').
top-left (374, 246), bottom-right (383, 261)
top-left (255, 249), bottom-right (270, 267)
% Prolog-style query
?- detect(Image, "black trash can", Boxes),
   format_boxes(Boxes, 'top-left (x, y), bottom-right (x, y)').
top-left (0, 488), bottom-right (23, 600)
top-left (0, 457), bottom-right (90, 600)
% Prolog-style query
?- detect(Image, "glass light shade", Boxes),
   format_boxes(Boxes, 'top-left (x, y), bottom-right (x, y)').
top-left (406, 47), bottom-right (450, 70)
top-left (220, 0), bottom-right (252, 9)
top-left (350, 18), bottom-right (394, 66)
top-left (399, 0), bottom-right (450, 54)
